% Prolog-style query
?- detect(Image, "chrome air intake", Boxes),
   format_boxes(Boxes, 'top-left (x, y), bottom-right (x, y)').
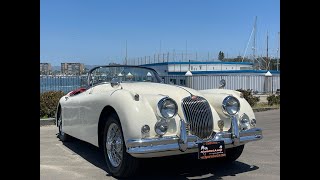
top-left (181, 96), bottom-right (213, 139)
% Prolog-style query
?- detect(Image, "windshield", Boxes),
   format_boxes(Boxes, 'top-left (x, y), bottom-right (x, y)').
top-left (88, 66), bottom-right (161, 86)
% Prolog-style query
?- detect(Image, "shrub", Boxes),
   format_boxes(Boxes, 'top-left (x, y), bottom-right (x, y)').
top-left (40, 91), bottom-right (65, 118)
top-left (267, 94), bottom-right (280, 106)
top-left (236, 89), bottom-right (260, 107)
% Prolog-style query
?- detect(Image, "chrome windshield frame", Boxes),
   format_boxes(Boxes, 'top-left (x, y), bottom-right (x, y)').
top-left (87, 65), bottom-right (162, 88)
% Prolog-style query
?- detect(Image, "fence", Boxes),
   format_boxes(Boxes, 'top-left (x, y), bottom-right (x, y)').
top-left (40, 76), bottom-right (87, 93)
top-left (160, 75), bottom-right (279, 93)
top-left (40, 74), bottom-right (280, 94)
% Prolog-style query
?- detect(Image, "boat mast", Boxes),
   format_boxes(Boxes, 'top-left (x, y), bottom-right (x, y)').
top-left (277, 32), bottom-right (280, 71)
top-left (266, 30), bottom-right (269, 70)
top-left (242, 16), bottom-right (257, 67)
top-left (253, 16), bottom-right (257, 64)
top-left (125, 40), bottom-right (128, 65)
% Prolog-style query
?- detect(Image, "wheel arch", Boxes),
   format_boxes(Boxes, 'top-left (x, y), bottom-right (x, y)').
top-left (55, 103), bottom-right (61, 126)
top-left (98, 105), bottom-right (119, 149)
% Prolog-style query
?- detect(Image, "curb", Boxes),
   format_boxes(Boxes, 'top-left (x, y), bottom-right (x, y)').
top-left (40, 118), bottom-right (55, 126)
top-left (253, 107), bottom-right (280, 112)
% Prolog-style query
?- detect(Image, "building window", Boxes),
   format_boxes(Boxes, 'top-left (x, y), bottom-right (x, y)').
top-left (170, 79), bottom-right (176, 84)
top-left (180, 79), bottom-right (185, 85)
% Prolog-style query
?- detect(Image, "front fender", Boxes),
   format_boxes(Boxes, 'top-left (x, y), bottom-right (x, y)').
top-left (108, 90), bottom-right (179, 147)
top-left (200, 89), bottom-right (256, 131)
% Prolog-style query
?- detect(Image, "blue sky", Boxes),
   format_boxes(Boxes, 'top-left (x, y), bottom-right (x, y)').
top-left (40, 0), bottom-right (280, 66)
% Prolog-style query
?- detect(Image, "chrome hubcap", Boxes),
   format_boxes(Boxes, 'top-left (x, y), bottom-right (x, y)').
top-left (106, 123), bottom-right (123, 167)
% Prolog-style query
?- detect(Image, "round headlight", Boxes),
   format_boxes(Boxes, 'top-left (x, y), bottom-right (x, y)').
top-left (222, 96), bottom-right (240, 115)
top-left (240, 113), bottom-right (250, 130)
top-left (158, 97), bottom-right (178, 118)
top-left (154, 120), bottom-right (168, 136)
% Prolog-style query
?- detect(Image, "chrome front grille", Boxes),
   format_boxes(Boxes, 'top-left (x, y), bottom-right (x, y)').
top-left (181, 96), bottom-right (214, 139)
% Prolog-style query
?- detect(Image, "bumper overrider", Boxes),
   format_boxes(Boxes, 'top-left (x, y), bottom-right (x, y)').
top-left (126, 116), bottom-right (263, 158)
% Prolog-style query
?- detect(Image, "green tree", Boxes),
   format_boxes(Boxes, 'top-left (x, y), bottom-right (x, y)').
top-left (218, 51), bottom-right (225, 60)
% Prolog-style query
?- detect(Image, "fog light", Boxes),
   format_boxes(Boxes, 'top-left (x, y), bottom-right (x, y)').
top-left (141, 125), bottom-right (150, 138)
top-left (251, 119), bottom-right (256, 127)
top-left (141, 125), bottom-right (150, 133)
top-left (240, 113), bottom-right (250, 130)
top-left (155, 120), bottom-right (168, 136)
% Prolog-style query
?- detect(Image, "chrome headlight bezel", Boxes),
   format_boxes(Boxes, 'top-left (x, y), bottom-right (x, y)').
top-left (157, 97), bottom-right (178, 118)
top-left (239, 113), bottom-right (250, 130)
top-left (222, 96), bottom-right (240, 116)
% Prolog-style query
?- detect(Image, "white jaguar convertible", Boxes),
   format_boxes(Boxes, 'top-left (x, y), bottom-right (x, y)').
top-left (56, 65), bottom-right (263, 177)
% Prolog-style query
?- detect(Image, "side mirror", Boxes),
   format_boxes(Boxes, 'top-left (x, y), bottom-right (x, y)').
top-left (219, 79), bottom-right (226, 89)
top-left (111, 78), bottom-right (120, 88)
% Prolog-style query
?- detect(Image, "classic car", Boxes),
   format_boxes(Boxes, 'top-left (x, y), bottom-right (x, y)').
top-left (56, 65), bottom-right (263, 178)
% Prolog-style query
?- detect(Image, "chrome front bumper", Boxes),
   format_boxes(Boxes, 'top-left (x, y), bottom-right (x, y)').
top-left (126, 117), bottom-right (263, 158)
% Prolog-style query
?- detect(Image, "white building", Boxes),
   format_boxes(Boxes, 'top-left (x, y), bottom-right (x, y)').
top-left (141, 62), bottom-right (254, 76)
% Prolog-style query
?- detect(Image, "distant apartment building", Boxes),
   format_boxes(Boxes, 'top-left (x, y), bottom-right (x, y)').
top-left (40, 63), bottom-right (52, 75)
top-left (61, 63), bottom-right (85, 75)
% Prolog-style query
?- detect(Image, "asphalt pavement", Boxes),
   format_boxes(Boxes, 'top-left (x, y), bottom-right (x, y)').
top-left (40, 109), bottom-right (280, 180)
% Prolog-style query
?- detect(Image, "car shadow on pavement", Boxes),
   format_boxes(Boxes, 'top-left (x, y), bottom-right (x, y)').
top-left (61, 137), bottom-right (108, 172)
top-left (61, 137), bottom-right (259, 180)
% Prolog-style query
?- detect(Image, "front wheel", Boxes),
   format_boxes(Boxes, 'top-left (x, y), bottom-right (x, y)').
top-left (103, 114), bottom-right (139, 178)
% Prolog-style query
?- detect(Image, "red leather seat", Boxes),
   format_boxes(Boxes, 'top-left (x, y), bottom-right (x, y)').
top-left (69, 88), bottom-right (87, 96)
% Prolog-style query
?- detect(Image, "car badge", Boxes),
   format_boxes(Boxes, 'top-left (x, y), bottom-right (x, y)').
top-left (191, 95), bottom-right (197, 100)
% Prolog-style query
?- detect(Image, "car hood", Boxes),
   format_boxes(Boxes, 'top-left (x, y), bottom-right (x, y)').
top-left (119, 82), bottom-right (203, 99)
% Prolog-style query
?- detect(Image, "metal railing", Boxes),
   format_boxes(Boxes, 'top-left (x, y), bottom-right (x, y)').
top-left (40, 74), bottom-right (280, 94)
top-left (40, 75), bottom-right (87, 93)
